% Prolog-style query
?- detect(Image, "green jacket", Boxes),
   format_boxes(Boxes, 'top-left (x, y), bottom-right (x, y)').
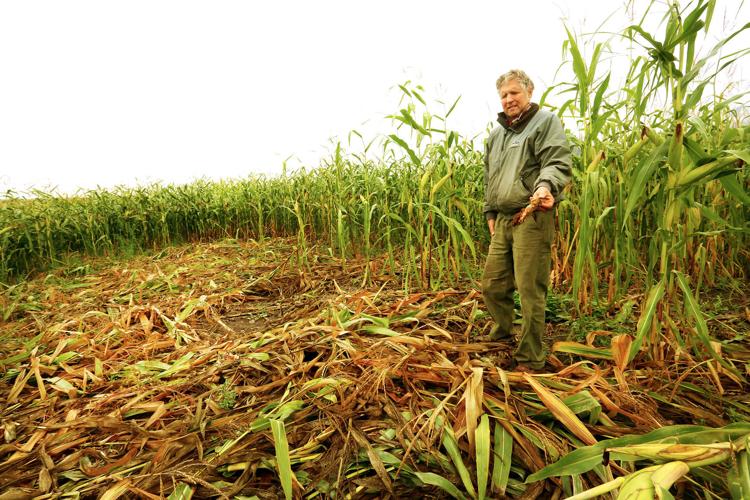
top-left (483, 104), bottom-right (572, 220)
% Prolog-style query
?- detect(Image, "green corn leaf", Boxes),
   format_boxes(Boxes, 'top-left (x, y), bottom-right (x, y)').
top-left (388, 134), bottom-right (421, 167)
top-left (719, 174), bottom-right (750, 206)
top-left (622, 140), bottom-right (669, 226)
top-left (423, 202), bottom-right (476, 259)
top-left (669, 13), bottom-right (707, 50)
top-left (216, 429), bottom-right (252, 455)
top-left (674, 272), bottom-right (743, 379)
top-left (268, 400), bottom-right (304, 421)
top-left (376, 449), bottom-right (408, 468)
top-left (362, 325), bottom-right (401, 337)
top-left (526, 447), bottom-right (603, 483)
top-left (52, 351), bottom-right (80, 365)
top-left (590, 72), bottom-right (610, 123)
top-left (384, 211), bottom-right (419, 240)
top-left (442, 425), bottom-right (476, 499)
top-left (530, 423), bottom-right (750, 482)
top-left (491, 422), bottom-right (512, 495)
top-left (446, 96), bottom-right (461, 118)
top-left (0, 350), bottom-right (33, 368)
top-left (587, 43), bottom-right (603, 85)
top-left (270, 419), bottom-right (294, 500)
top-left (564, 25), bottom-right (589, 114)
top-left (531, 391), bottom-right (602, 421)
top-left (157, 353), bottom-right (194, 379)
top-left (728, 447), bottom-right (750, 500)
top-left (167, 483), bottom-right (194, 500)
top-left (655, 423), bottom-right (750, 445)
top-left (628, 279), bottom-right (665, 363)
top-left (476, 415), bottom-right (490, 500)
top-left (398, 108), bottom-right (431, 136)
top-left (412, 89), bottom-right (426, 106)
top-left (131, 360), bottom-right (172, 374)
top-left (726, 149), bottom-right (750, 164)
top-left (413, 471), bottom-right (467, 500)
top-left (175, 295), bottom-right (207, 323)
top-left (397, 84), bottom-right (412, 98)
top-left (594, 206), bottom-right (615, 228)
top-left (553, 341), bottom-right (613, 360)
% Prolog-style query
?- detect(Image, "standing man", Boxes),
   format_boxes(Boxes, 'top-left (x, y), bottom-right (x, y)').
top-left (482, 69), bottom-right (572, 373)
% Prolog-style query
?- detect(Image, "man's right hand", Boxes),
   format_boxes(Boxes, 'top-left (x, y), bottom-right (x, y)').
top-left (487, 218), bottom-right (495, 237)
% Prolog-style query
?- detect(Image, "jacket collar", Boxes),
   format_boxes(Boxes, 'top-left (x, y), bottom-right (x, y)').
top-left (497, 103), bottom-right (539, 132)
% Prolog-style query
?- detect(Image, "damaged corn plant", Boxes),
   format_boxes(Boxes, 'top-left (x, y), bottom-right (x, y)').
top-left (1, 0), bottom-right (749, 498)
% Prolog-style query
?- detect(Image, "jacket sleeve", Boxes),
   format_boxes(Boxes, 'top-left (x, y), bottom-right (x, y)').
top-left (533, 114), bottom-right (572, 197)
top-left (483, 135), bottom-right (498, 221)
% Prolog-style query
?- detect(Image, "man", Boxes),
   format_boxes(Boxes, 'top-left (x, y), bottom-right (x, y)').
top-left (481, 69), bottom-right (572, 373)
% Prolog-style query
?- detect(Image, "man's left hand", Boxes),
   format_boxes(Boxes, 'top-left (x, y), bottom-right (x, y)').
top-left (532, 186), bottom-right (554, 210)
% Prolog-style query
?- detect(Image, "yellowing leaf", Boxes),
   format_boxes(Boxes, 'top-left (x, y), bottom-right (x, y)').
top-left (524, 374), bottom-right (596, 446)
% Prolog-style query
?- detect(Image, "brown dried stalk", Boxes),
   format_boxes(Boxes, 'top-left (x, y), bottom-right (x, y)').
top-left (511, 196), bottom-right (541, 226)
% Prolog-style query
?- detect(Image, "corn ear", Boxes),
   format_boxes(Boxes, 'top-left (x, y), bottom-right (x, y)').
top-left (673, 155), bottom-right (738, 187)
top-left (650, 461), bottom-right (690, 490)
top-left (623, 127), bottom-right (650, 164)
top-left (614, 461), bottom-right (689, 500)
top-left (609, 442), bottom-right (729, 463)
top-left (565, 476), bottom-right (624, 500)
top-left (667, 121), bottom-right (684, 172)
top-left (585, 150), bottom-right (606, 173)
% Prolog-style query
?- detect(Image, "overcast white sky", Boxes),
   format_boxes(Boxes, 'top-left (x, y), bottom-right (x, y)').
top-left (1, 1), bottom-right (747, 195)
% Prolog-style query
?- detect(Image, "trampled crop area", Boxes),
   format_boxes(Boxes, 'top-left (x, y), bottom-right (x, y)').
top-left (1, 239), bottom-right (748, 498)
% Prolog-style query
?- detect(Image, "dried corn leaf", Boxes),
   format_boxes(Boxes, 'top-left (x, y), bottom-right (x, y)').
top-left (464, 367), bottom-right (484, 455)
top-left (524, 375), bottom-right (597, 446)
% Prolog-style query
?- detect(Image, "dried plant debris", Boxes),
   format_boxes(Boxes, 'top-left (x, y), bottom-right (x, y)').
top-left (1, 239), bottom-right (747, 498)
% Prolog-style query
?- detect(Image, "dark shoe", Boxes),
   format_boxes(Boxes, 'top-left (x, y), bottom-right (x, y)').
top-left (546, 354), bottom-right (564, 370)
top-left (509, 359), bottom-right (547, 374)
top-left (488, 334), bottom-right (513, 342)
top-left (488, 325), bottom-right (512, 341)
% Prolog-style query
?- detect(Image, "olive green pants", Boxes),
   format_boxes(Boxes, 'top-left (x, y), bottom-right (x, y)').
top-left (481, 210), bottom-right (554, 369)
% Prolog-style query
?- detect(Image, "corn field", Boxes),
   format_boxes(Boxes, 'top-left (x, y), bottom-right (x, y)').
top-left (1, 1), bottom-right (749, 498)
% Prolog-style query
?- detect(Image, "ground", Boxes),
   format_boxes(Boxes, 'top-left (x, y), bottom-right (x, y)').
top-left (1, 238), bottom-right (748, 498)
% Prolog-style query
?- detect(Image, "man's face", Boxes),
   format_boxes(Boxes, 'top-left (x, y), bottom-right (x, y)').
top-left (499, 79), bottom-right (532, 120)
